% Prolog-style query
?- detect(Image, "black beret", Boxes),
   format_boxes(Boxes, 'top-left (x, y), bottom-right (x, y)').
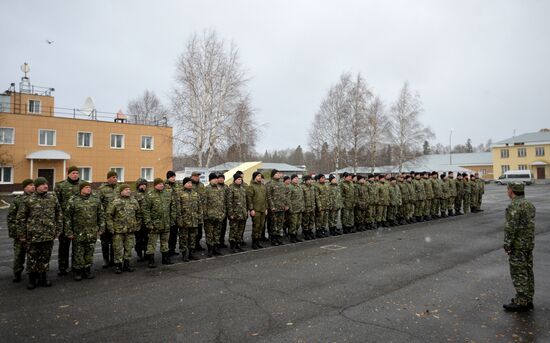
top-left (252, 171), bottom-right (261, 180)
top-left (357, 175), bottom-right (364, 181)
top-left (283, 176), bottom-right (290, 182)
top-left (166, 170), bottom-right (176, 179)
top-left (271, 169), bottom-right (279, 177)
top-left (182, 177), bottom-right (192, 185)
top-left (233, 173), bottom-right (242, 181)
top-left (303, 175), bottom-right (312, 181)
top-left (218, 174), bottom-right (225, 179)
top-left (328, 174), bottom-right (336, 181)
top-left (291, 174), bottom-right (298, 180)
top-left (209, 173), bottom-right (218, 181)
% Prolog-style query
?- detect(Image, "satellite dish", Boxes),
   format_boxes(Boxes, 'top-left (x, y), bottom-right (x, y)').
top-left (20, 63), bottom-right (30, 78)
top-left (80, 97), bottom-right (96, 118)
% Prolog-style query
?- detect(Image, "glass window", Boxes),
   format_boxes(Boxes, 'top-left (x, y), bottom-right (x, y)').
top-left (500, 149), bottom-right (509, 158)
top-left (518, 164), bottom-right (528, 170)
top-left (141, 167), bottom-right (153, 181)
top-left (39, 129), bottom-right (56, 146)
top-left (78, 167), bottom-right (92, 182)
top-left (517, 148), bottom-right (526, 157)
top-left (0, 128), bottom-right (14, 144)
top-left (77, 132), bottom-right (92, 147)
top-left (501, 165), bottom-right (510, 174)
top-left (110, 134), bottom-right (124, 149)
top-left (29, 100), bottom-right (41, 113)
top-left (141, 136), bottom-right (153, 150)
top-left (535, 146), bottom-right (545, 157)
top-left (0, 166), bottom-right (12, 183)
top-left (0, 95), bottom-right (10, 113)
top-left (110, 167), bottom-right (124, 182)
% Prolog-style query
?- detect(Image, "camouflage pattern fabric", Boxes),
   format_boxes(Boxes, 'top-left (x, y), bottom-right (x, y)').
top-left (247, 180), bottom-right (267, 240)
top-left (339, 180), bottom-right (355, 227)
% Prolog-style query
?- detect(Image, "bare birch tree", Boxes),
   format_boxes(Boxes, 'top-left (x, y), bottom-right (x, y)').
top-left (348, 73), bottom-right (372, 173)
top-left (388, 81), bottom-right (434, 172)
top-left (127, 90), bottom-right (168, 125)
top-left (224, 94), bottom-right (259, 161)
top-left (171, 30), bottom-right (248, 167)
top-left (365, 95), bottom-right (389, 172)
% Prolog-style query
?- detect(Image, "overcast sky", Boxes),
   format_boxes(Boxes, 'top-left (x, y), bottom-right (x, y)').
top-left (3, 0), bottom-right (549, 153)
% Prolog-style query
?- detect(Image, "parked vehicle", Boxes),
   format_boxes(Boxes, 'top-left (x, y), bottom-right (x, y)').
top-left (495, 170), bottom-right (534, 185)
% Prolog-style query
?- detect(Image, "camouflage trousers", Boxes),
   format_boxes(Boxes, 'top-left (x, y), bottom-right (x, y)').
top-left (251, 212), bottom-right (266, 240)
top-left (269, 211), bottom-right (285, 237)
top-left (73, 239), bottom-right (96, 269)
top-left (354, 208), bottom-right (366, 227)
top-left (220, 217), bottom-right (228, 245)
top-left (470, 193), bottom-right (479, 210)
top-left (341, 208), bottom-right (354, 227)
top-left (315, 210), bottom-right (328, 230)
top-left (229, 219), bottom-right (246, 243)
top-left (147, 231), bottom-right (169, 255)
top-left (431, 199), bottom-right (440, 216)
top-left (367, 205), bottom-right (376, 224)
top-left (179, 226), bottom-right (198, 253)
top-left (509, 250), bottom-right (535, 305)
top-left (26, 241), bottom-right (54, 273)
top-left (13, 239), bottom-right (26, 274)
top-left (58, 233), bottom-right (74, 271)
top-left (477, 194), bottom-right (483, 209)
top-left (376, 205), bottom-right (387, 222)
top-left (463, 194), bottom-right (471, 214)
top-left (328, 209), bottom-right (340, 228)
top-left (302, 211), bottom-right (315, 231)
top-left (454, 194), bottom-right (463, 212)
top-left (424, 199), bottom-right (432, 216)
top-left (399, 203), bottom-right (411, 220)
top-left (447, 196), bottom-right (455, 210)
top-left (289, 212), bottom-right (302, 236)
top-left (135, 224), bottom-right (148, 255)
top-left (387, 205), bottom-right (398, 221)
top-left (114, 233), bottom-right (135, 263)
top-left (204, 219), bottom-right (222, 245)
top-left (414, 200), bottom-right (424, 217)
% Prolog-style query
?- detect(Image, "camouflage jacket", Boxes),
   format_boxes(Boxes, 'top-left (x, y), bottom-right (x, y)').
top-left (204, 183), bottom-right (226, 221)
top-left (406, 180), bottom-right (415, 202)
top-left (440, 179), bottom-right (449, 199)
top-left (328, 183), bottom-right (343, 210)
top-left (165, 180), bottom-right (182, 210)
top-left (302, 183), bottom-right (316, 212)
top-left (378, 181), bottom-right (390, 206)
top-left (367, 181), bottom-right (378, 206)
top-left (226, 183), bottom-right (248, 220)
top-left (339, 180), bottom-right (355, 210)
top-left (398, 181), bottom-right (411, 202)
top-left (288, 184), bottom-right (305, 214)
top-left (455, 179), bottom-right (464, 196)
top-left (505, 196), bottom-right (536, 251)
top-left (246, 180), bottom-right (267, 212)
top-left (448, 178), bottom-right (457, 197)
top-left (477, 179), bottom-right (485, 194)
top-left (463, 180), bottom-right (471, 194)
top-left (142, 189), bottom-right (175, 233)
top-left (16, 191), bottom-right (63, 242)
top-left (431, 178), bottom-right (443, 199)
top-left (315, 182), bottom-right (330, 211)
top-left (354, 183), bottom-right (368, 210)
top-left (178, 188), bottom-right (202, 228)
top-left (389, 184), bottom-right (402, 206)
top-left (413, 179), bottom-right (426, 200)
top-left (55, 178), bottom-right (82, 210)
top-left (97, 183), bottom-right (118, 212)
top-left (423, 178), bottom-right (434, 199)
top-left (65, 194), bottom-right (105, 241)
top-left (106, 196), bottom-right (141, 234)
top-left (266, 179), bottom-right (289, 212)
top-left (7, 192), bottom-right (32, 239)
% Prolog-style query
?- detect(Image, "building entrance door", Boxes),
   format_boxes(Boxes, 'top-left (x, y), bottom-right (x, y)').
top-left (537, 167), bottom-right (546, 179)
top-left (38, 169), bottom-right (55, 188)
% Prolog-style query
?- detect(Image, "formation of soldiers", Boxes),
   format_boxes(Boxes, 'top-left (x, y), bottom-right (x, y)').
top-left (8, 166), bottom-right (486, 290)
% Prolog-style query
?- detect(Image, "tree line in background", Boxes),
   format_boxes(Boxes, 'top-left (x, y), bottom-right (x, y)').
top-left (125, 29), bottom-right (492, 173)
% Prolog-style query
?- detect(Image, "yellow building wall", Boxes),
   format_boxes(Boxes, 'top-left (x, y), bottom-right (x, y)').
top-left (492, 145), bottom-right (550, 179)
top-left (460, 165), bottom-right (493, 179)
top-left (9, 92), bottom-right (55, 116)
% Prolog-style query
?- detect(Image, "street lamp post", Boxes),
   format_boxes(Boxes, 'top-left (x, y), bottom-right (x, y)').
top-left (449, 128), bottom-right (454, 165)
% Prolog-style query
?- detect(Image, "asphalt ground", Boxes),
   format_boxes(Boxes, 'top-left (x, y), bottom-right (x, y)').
top-left (0, 184), bottom-right (548, 342)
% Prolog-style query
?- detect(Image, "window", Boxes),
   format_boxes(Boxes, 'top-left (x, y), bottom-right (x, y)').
top-left (501, 165), bottom-right (510, 174)
top-left (110, 134), bottom-right (124, 149)
top-left (110, 167), bottom-right (124, 181)
top-left (141, 136), bottom-right (153, 150)
top-left (480, 169), bottom-right (486, 176)
top-left (0, 95), bottom-right (10, 113)
top-left (77, 132), bottom-right (93, 147)
top-left (141, 167), bottom-right (153, 181)
top-left (517, 148), bottom-right (526, 157)
top-left (500, 149), bottom-right (509, 158)
top-left (518, 164), bottom-right (528, 170)
top-left (0, 128), bottom-right (14, 144)
top-left (28, 100), bottom-right (41, 114)
top-left (78, 167), bottom-right (92, 182)
top-left (0, 166), bottom-right (13, 184)
top-left (535, 146), bottom-right (545, 157)
top-left (38, 129), bottom-right (56, 146)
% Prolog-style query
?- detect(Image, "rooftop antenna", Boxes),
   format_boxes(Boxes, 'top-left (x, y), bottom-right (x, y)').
top-left (19, 62), bottom-right (31, 93)
top-left (80, 96), bottom-right (96, 120)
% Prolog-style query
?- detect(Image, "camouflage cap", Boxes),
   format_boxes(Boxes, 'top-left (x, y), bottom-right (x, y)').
top-left (34, 177), bottom-right (48, 187)
top-left (508, 182), bottom-right (525, 193)
top-left (191, 171), bottom-right (201, 176)
top-left (22, 178), bottom-right (34, 188)
top-left (79, 181), bottom-right (91, 191)
top-left (119, 183), bottom-right (131, 192)
top-left (153, 178), bottom-right (164, 186)
top-left (68, 165), bottom-right (79, 174)
top-left (107, 170), bottom-right (118, 178)
top-left (136, 178), bottom-right (148, 187)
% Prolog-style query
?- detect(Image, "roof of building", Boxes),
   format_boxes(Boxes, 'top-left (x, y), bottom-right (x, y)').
top-left (26, 150), bottom-right (71, 160)
top-left (209, 162), bottom-right (306, 173)
top-left (493, 130), bottom-right (550, 146)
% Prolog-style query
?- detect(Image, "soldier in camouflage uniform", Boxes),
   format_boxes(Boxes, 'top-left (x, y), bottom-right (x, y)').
top-left (97, 171), bottom-right (119, 268)
top-left (398, 175), bottom-right (410, 225)
top-left (353, 176), bottom-right (367, 233)
top-left (405, 174), bottom-right (416, 223)
top-left (55, 166), bottom-right (83, 276)
top-left (283, 175), bottom-right (292, 237)
top-left (106, 184), bottom-right (142, 273)
top-left (430, 172), bottom-right (442, 219)
top-left (191, 171), bottom-right (206, 251)
top-left (204, 173), bottom-right (226, 256)
top-left (266, 169), bottom-right (289, 245)
top-left (388, 177), bottom-right (402, 226)
top-left (454, 173), bottom-right (464, 215)
top-left (64, 182), bottom-right (105, 281)
top-left (422, 172), bottom-right (434, 221)
top-left (314, 174), bottom-right (330, 238)
top-left (133, 178), bottom-right (148, 261)
top-left (16, 177), bottom-right (62, 289)
top-left (328, 174), bottom-right (343, 235)
top-left (217, 174), bottom-right (229, 248)
top-left (503, 182), bottom-right (536, 312)
top-left (301, 175), bottom-right (316, 240)
top-left (366, 174), bottom-right (378, 229)
top-left (413, 173), bottom-right (426, 222)
top-left (7, 179), bottom-right (34, 282)
top-left (447, 171), bottom-right (457, 216)
top-left (288, 174), bottom-right (305, 243)
top-left (339, 172), bottom-right (355, 233)
top-left (475, 172), bottom-right (485, 211)
top-left (462, 173), bottom-right (471, 214)
top-left (376, 175), bottom-right (390, 227)
top-left (439, 174), bottom-right (449, 218)
top-left (143, 178), bottom-right (176, 267)
top-left (178, 177), bottom-right (202, 261)
top-left (247, 171), bottom-right (267, 249)
top-left (470, 174), bottom-right (481, 213)
top-left (226, 173), bottom-right (248, 252)
top-left (165, 171), bottom-right (182, 256)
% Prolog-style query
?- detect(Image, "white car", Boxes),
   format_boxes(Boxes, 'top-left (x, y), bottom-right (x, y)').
top-left (496, 170), bottom-right (534, 185)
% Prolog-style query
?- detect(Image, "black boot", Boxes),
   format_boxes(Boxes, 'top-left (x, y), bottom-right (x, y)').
top-left (13, 271), bottom-right (22, 283)
top-left (148, 254), bottom-right (156, 268)
top-left (289, 235), bottom-right (297, 243)
top-left (213, 244), bottom-right (223, 255)
top-left (256, 240), bottom-right (264, 249)
top-left (195, 243), bottom-right (205, 251)
top-left (74, 269), bottom-right (83, 281)
top-left (236, 243), bottom-right (244, 252)
top-left (188, 249), bottom-right (198, 260)
top-left (136, 249), bottom-right (144, 261)
top-left (39, 272), bottom-right (52, 287)
top-left (230, 241), bottom-right (237, 253)
top-left (27, 273), bottom-right (37, 290)
top-left (162, 252), bottom-right (174, 264)
top-left (169, 250), bottom-right (180, 257)
top-left (295, 234), bottom-right (303, 242)
top-left (207, 245), bottom-right (214, 257)
top-left (114, 263), bottom-right (123, 274)
top-left (252, 240), bottom-right (258, 250)
top-left (123, 260), bottom-right (134, 272)
top-left (182, 248), bottom-right (190, 262)
top-left (329, 227), bottom-right (336, 236)
top-left (277, 236), bottom-right (285, 245)
top-left (85, 266), bottom-right (95, 279)
top-left (57, 268), bottom-right (68, 276)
